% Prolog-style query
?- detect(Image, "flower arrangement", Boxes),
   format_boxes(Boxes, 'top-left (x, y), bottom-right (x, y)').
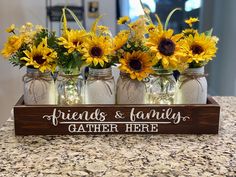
top-left (1, 23), bottom-right (58, 73)
top-left (180, 18), bottom-right (218, 69)
top-left (115, 15), bottom-right (157, 104)
top-left (142, 8), bottom-right (218, 72)
top-left (81, 20), bottom-right (114, 69)
top-left (56, 9), bottom-right (87, 75)
top-left (56, 9), bottom-right (117, 105)
top-left (0, 5), bottom-right (219, 105)
top-left (144, 8), bottom-right (186, 72)
top-left (82, 17), bottom-right (116, 104)
top-left (57, 9), bottom-right (114, 74)
top-left (175, 17), bottom-right (218, 104)
top-left (139, 3), bottom-right (218, 104)
top-left (1, 23), bottom-right (59, 105)
top-left (115, 15), bottom-right (155, 81)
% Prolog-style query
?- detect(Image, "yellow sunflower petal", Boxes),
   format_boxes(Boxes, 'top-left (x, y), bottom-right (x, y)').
top-left (130, 73), bottom-right (137, 80)
top-left (99, 60), bottom-right (105, 67)
top-left (93, 58), bottom-right (99, 66)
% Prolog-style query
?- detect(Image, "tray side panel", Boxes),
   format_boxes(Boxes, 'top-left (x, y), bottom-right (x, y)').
top-left (14, 103), bottom-right (220, 135)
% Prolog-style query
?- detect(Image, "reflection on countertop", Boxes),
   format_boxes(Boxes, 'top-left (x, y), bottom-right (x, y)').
top-left (0, 97), bottom-right (235, 177)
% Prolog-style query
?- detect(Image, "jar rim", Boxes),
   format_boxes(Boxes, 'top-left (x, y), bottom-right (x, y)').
top-left (26, 68), bottom-right (50, 75)
top-left (88, 67), bottom-right (112, 77)
top-left (89, 67), bottom-right (112, 71)
top-left (184, 66), bottom-right (204, 74)
top-left (153, 68), bottom-right (173, 74)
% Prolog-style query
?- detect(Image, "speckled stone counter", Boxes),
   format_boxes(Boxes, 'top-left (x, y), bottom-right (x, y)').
top-left (0, 97), bottom-right (235, 177)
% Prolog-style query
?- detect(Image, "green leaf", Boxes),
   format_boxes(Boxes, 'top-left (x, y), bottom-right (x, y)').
top-left (62, 8), bottom-right (67, 33)
top-left (205, 28), bottom-right (213, 36)
top-left (9, 54), bottom-right (26, 68)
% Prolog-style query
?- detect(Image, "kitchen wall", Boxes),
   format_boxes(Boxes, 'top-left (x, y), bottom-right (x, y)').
top-left (50, 0), bottom-right (117, 36)
top-left (200, 0), bottom-right (236, 96)
top-left (0, 0), bottom-right (46, 126)
top-left (84, 0), bottom-right (117, 35)
top-left (0, 0), bottom-right (116, 126)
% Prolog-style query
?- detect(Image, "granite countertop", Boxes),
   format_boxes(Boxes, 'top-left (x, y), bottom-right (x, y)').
top-left (0, 97), bottom-right (235, 177)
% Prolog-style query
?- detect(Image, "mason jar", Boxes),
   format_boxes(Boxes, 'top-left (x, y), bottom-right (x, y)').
top-left (175, 67), bottom-right (207, 104)
top-left (56, 73), bottom-right (84, 105)
top-left (146, 69), bottom-right (176, 104)
top-left (23, 68), bottom-right (56, 105)
top-left (116, 73), bottom-right (146, 104)
top-left (85, 67), bottom-right (115, 104)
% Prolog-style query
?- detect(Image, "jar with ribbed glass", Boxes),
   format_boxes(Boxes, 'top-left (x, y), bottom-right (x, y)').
top-left (56, 71), bottom-right (84, 105)
top-left (146, 69), bottom-right (176, 104)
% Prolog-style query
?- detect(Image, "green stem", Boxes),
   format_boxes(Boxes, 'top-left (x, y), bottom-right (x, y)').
top-left (139, 0), bottom-right (153, 24)
top-left (64, 8), bottom-right (85, 30)
top-left (160, 76), bottom-right (164, 93)
top-left (164, 8), bottom-right (181, 30)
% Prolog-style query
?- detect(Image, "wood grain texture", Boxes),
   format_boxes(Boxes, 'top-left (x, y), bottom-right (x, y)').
top-left (14, 96), bottom-right (220, 135)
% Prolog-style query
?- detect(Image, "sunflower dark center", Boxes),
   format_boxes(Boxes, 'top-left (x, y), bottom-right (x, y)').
top-left (73, 40), bottom-right (83, 46)
top-left (90, 47), bottom-right (103, 57)
top-left (148, 27), bottom-right (155, 32)
top-left (129, 58), bottom-right (142, 71)
top-left (191, 44), bottom-right (204, 54)
top-left (33, 55), bottom-right (45, 65)
top-left (73, 41), bottom-right (78, 46)
top-left (158, 38), bottom-right (176, 56)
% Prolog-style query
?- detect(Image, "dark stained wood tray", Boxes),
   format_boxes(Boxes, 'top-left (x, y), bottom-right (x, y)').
top-left (14, 96), bottom-right (220, 135)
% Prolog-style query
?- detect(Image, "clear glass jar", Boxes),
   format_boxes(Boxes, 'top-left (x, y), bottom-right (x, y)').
top-left (23, 68), bottom-right (56, 105)
top-left (116, 73), bottom-right (146, 104)
top-left (146, 69), bottom-right (176, 104)
top-left (56, 73), bottom-right (84, 105)
top-left (85, 67), bottom-right (115, 104)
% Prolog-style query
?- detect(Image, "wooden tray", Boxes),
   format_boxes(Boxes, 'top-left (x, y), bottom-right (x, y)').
top-left (14, 96), bottom-right (220, 135)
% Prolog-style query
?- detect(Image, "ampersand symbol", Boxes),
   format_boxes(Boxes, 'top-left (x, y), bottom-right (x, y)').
top-left (115, 111), bottom-right (125, 119)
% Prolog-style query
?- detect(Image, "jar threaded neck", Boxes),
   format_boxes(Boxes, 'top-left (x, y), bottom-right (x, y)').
top-left (26, 68), bottom-right (50, 76)
top-left (154, 69), bottom-right (173, 75)
top-left (89, 67), bottom-right (112, 77)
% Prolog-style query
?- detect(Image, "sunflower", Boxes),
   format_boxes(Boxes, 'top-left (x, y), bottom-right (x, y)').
top-left (6, 24), bottom-right (15, 33)
top-left (179, 33), bottom-right (218, 64)
top-left (21, 38), bottom-right (57, 72)
top-left (113, 30), bottom-right (130, 51)
top-left (117, 16), bottom-right (130, 25)
top-left (146, 29), bottom-right (185, 70)
top-left (58, 29), bottom-right (87, 54)
top-left (185, 17), bottom-right (199, 27)
top-left (97, 25), bottom-right (109, 33)
top-left (182, 28), bottom-right (198, 37)
top-left (1, 35), bottom-right (23, 58)
top-left (82, 35), bottom-right (112, 67)
top-left (119, 51), bottom-right (154, 81)
top-left (146, 24), bottom-right (157, 33)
